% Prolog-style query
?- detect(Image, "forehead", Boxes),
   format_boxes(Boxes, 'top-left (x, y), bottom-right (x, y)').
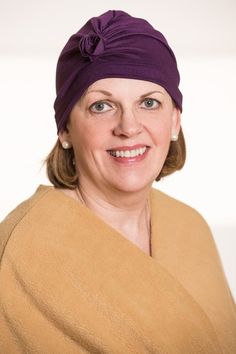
top-left (85, 78), bottom-right (166, 96)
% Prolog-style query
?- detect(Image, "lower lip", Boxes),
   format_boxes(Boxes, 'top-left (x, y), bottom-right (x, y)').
top-left (107, 148), bottom-right (150, 164)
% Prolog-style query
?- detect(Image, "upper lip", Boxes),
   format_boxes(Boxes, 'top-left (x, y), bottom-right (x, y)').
top-left (107, 144), bottom-right (149, 151)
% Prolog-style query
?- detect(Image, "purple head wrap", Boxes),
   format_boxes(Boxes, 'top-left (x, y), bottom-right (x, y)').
top-left (54, 10), bottom-right (182, 132)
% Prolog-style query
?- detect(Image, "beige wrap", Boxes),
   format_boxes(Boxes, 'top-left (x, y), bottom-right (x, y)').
top-left (0, 185), bottom-right (236, 353)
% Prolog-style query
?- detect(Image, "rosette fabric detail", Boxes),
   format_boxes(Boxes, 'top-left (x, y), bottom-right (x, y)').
top-left (79, 31), bottom-right (105, 61)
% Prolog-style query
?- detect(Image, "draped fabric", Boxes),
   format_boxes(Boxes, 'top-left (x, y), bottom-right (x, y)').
top-left (0, 185), bottom-right (235, 353)
top-left (54, 10), bottom-right (182, 132)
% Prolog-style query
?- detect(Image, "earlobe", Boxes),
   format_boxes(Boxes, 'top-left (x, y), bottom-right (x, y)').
top-left (58, 130), bottom-right (72, 149)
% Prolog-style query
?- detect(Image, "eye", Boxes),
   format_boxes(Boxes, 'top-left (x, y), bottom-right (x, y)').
top-left (89, 101), bottom-right (112, 113)
top-left (141, 98), bottom-right (160, 109)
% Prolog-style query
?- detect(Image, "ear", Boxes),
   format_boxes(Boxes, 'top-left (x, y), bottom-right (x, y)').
top-left (58, 129), bottom-right (72, 148)
top-left (171, 107), bottom-right (181, 137)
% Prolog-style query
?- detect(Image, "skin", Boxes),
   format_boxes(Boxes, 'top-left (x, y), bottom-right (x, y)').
top-left (59, 78), bottom-right (181, 255)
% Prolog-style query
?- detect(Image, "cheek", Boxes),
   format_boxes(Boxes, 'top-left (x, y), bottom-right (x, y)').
top-left (146, 117), bottom-right (172, 146)
top-left (70, 120), bottom-right (109, 155)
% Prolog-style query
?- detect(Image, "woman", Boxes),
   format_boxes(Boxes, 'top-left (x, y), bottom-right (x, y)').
top-left (0, 10), bottom-right (235, 354)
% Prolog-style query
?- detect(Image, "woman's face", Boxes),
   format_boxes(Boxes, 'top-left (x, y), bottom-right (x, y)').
top-left (59, 78), bottom-right (180, 194)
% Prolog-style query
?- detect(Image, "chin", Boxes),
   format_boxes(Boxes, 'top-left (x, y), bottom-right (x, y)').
top-left (108, 175), bottom-right (155, 194)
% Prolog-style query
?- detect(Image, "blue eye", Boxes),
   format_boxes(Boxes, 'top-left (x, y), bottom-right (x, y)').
top-left (142, 98), bottom-right (160, 109)
top-left (90, 101), bottom-right (112, 113)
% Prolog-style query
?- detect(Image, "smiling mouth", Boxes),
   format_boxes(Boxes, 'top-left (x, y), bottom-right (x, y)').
top-left (107, 146), bottom-right (149, 158)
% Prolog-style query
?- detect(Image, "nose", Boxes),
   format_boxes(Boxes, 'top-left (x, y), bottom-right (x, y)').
top-left (113, 109), bottom-right (143, 137)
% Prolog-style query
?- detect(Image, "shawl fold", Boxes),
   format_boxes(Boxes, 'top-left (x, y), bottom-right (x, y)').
top-left (0, 185), bottom-right (235, 353)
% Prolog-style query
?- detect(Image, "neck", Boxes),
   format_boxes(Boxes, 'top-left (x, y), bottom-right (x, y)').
top-left (75, 181), bottom-right (152, 249)
top-left (77, 180), bottom-right (151, 215)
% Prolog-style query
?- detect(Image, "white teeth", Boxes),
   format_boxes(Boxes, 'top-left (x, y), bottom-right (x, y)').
top-left (109, 146), bottom-right (147, 158)
top-left (130, 149), bottom-right (136, 157)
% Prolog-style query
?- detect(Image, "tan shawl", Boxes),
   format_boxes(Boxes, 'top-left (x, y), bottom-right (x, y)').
top-left (0, 185), bottom-right (236, 353)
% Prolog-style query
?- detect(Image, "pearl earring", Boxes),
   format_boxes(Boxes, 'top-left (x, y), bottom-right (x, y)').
top-left (171, 134), bottom-right (178, 142)
top-left (62, 141), bottom-right (71, 149)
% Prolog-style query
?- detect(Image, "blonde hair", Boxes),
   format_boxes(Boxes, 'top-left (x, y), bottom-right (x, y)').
top-left (45, 127), bottom-right (186, 189)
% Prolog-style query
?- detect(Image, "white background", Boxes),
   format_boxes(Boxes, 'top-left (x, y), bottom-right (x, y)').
top-left (0, 0), bottom-right (235, 297)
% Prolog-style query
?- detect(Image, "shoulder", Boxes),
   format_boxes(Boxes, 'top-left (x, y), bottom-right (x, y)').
top-left (150, 187), bottom-right (219, 261)
top-left (0, 186), bottom-right (57, 260)
top-left (151, 187), bottom-right (210, 230)
top-left (150, 188), bottom-right (228, 301)
top-left (0, 185), bottom-right (91, 266)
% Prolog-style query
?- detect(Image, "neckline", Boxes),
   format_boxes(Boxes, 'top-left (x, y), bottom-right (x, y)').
top-left (35, 185), bottom-right (223, 352)
top-left (37, 185), bottom-right (216, 320)
top-left (74, 186), bottom-right (152, 257)
top-left (40, 185), bottom-right (156, 261)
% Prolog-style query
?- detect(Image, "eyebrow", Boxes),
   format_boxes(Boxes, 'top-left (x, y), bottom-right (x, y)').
top-left (86, 89), bottom-right (164, 97)
top-left (140, 90), bottom-right (164, 98)
top-left (86, 89), bottom-right (112, 96)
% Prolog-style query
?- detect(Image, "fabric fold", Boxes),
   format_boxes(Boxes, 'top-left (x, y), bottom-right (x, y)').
top-left (0, 185), bottom-right (235, 353)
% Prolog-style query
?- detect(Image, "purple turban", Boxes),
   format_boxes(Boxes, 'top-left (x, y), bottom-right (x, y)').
top-left (54, 10), bottom-right (182, 132)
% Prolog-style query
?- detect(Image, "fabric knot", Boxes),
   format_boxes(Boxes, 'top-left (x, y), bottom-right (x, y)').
top-left (79, 31), bottom-right (105, 61)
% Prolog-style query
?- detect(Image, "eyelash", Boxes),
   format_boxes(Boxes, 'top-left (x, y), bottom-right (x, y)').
top-left (89, 98), bottom-right (161, 113)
